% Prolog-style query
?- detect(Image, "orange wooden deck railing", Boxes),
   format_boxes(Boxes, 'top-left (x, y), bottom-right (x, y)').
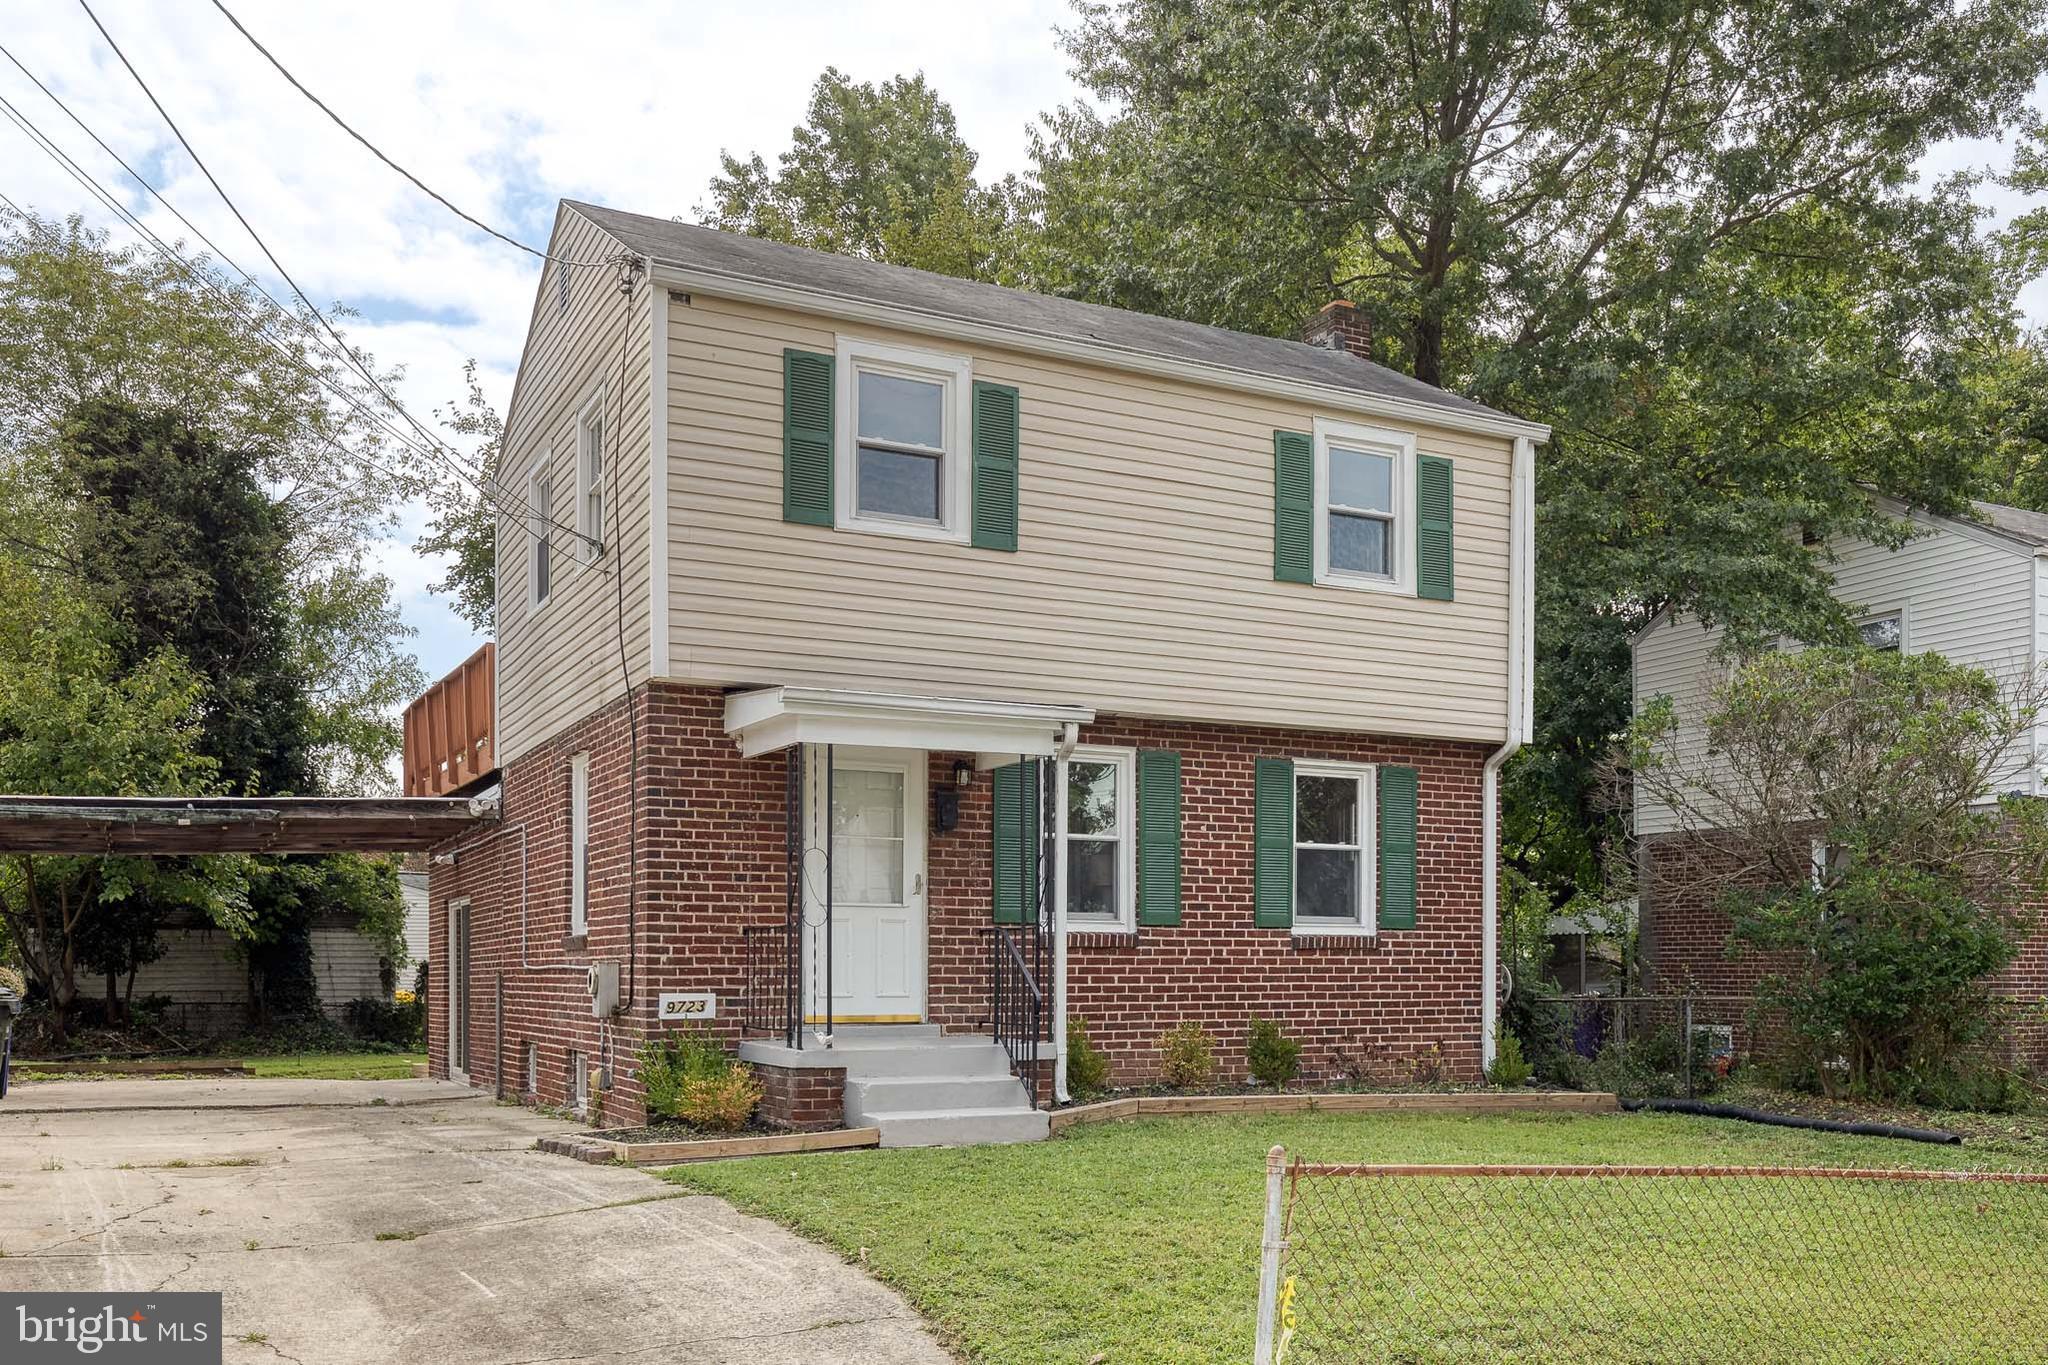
top-left (402, 643), bottom-right (496, 796)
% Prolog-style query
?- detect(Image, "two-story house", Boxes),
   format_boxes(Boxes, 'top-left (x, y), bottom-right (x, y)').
top-left (1632, 499), bottom-right (2048, 1069)
top-left (424, 200), bottom-right (1544, 1144)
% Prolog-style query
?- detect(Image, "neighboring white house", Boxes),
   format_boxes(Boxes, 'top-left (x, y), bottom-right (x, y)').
top-left (1632, 497), bottom-right (2048, 1021)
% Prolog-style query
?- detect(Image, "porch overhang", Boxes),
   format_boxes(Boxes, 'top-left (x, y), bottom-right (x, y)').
top-left (722, 687), bottom-right (1095, 761)
top-left (0, 794), bottom-right (497, 855)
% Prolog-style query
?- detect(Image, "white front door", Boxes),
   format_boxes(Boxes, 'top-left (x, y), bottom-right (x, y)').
top-left (804, 747), bottom-right (927, 1024)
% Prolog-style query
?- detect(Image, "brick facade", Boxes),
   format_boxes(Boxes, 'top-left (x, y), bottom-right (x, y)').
top-left (430, 683), bottom-right (1494, 1126)
top-left (754, 1063), bottom-right (847, 1131)
top-left (1641, 830), bottom-right (2048, 1072)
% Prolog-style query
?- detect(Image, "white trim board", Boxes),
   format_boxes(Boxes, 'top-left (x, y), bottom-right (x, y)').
top-left (724, 686), bottom-right (1093, 760)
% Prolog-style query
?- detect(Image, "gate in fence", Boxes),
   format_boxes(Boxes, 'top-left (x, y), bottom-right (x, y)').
top-left (1253, 1145), bottom-right (2048, 1363)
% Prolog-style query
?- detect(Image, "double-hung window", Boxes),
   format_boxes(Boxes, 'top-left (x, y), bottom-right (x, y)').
top-left (1061, 746), bottom-right (1135, 932)
top-left (1293, 760), bottom-right (1375, 931)
top-left (835, 338), bottom-right (972, 541)
top-left (527, 462), bottom-right (553, 607)
top-left (1858, 611), bottom-right (1902, 653)
top-left (577, 399), bottom-right (605, 560)
top-left (1313, 418), bottom-right (1416, 593)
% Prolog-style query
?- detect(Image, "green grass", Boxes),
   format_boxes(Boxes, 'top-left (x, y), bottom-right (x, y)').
top-left (662, 1111), bottom-right (2047, 1364)
top-left (244, 1052), bottom-right (423, 1080)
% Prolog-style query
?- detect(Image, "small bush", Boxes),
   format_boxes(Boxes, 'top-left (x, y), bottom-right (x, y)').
top-left (679, 1066), bottom-right (763, 1131)
top-left (1487, 1031), bottom-right (1533, 1087)
top-left (341, 996), bottom-right (422, 1048)
top-left (1158, 1021), bottom-right (1217, 1088)
top-left (638, 1028), bottom-right (734, 1120)
top-left (1067, 1015), bottom-right (1112, 1097)
top-left (1246, 1016), bottom-right (1301, 1088)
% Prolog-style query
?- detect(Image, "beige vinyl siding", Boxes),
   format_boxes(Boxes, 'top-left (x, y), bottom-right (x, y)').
top-left (1634, 515), bottom-right (2040, 835)
top-left (663, 294), bottom-right (1516, 741)
top-left (495, 207), bottom-right (655, 764)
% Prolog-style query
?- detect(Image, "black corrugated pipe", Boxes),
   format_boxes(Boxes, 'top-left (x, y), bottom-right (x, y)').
top-left (1621, 1097), bottom-right (1962, 1145)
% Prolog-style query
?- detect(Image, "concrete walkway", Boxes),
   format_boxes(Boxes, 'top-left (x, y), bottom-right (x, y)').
top-left (0, 1077), bottom-right (952, 1364)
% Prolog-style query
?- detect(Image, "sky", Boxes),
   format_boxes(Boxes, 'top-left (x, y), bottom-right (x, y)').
top-left (3, 0), bottom-right (2046, 701)
top-left (1, 0), bottom-right (1084, 690)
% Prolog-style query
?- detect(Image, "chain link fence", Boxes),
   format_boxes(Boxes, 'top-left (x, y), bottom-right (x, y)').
top-left (1254, 1147), bottom-right (2048, 1363)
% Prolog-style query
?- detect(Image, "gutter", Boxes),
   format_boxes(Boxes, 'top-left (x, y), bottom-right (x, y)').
top-left (1481, 435), bottom-right (1537, 1072)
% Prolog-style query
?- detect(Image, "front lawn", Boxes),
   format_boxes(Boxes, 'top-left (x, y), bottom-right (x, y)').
top-left (662, 1111), bottom-right (2046, 1363)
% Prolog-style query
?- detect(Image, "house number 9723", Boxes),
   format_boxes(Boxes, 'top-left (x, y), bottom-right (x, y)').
top-left (657, 993), bottom-right (716, 1022)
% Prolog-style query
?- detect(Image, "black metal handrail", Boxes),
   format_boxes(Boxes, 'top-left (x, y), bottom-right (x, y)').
top-left (990, 925), bottom-right (1044, 1109)
top-left (740, 923), bottom-right (796, 1047)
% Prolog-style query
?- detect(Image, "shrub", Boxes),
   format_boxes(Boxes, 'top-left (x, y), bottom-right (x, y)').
top-left (679, 1065), bottom-right (764, 1131)
top-left (1067, 1015), bottom-right (1112, 1097)
top-left (341, 996), bottom-right (421, 1048)
top-left (1157, 1021), bottom-right (1217, 1088)
top-left (1487, 1031), bottom-right (1533, 1087)
top-left (1247, 1016), bottom-right (1301, 1088)
top-left (638, 1028), bottom-right (733, 1121)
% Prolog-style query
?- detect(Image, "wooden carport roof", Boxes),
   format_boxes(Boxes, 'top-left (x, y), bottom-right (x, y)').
top-left (0, 794), bottom-right (496, 855)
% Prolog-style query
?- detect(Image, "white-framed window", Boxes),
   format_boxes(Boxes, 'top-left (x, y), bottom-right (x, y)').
top-left (1061, 745), bottom-right (1136, 932)
top-left (527, 461), bottom-right (553, 608)
top-left (1293, 759), bottom-right (1377, 933)
top-left (577, 397), bottom-right (605, 561)
top-left (1858, 610), bottom-right (1903, 653)
top-left (524, 1041), bottom-right (538, 1095)
top-left (1313, 417), bottom-right (1416, 594)
top-left (835, 337), bottom-right (973, 542)
top-left (570, 752), bottom-right (590, 936)
top-left (568, 1050), bottom-right (588, 1116)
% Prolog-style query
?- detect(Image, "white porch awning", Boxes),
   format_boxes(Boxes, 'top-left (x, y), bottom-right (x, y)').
top-left (722, 686), bottom-right (1095, 761)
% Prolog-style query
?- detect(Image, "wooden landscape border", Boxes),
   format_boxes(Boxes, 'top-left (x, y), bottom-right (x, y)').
top-left (1046, 1090), bottom-right (1619, 1133)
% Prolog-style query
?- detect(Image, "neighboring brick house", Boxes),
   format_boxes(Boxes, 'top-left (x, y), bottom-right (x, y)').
top-left (1632, 499), bottom-right (2048, 1070)
top-left (421, 200), bottom-right (1543, 1143)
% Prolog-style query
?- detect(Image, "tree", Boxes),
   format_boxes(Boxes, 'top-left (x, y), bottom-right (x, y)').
top-left (0, 210), bottom-right (424, 794)
top-left (1631, 647), bottom-right (2048, 1099)
top-left (414, 359), bottom-right (504, 633)
top-left (1038, 0), bottom-right (2048, 914)
top-left (0, 553), bottom-right (234, 1041)
top-left (702, 68), bottom-right (1027, 282)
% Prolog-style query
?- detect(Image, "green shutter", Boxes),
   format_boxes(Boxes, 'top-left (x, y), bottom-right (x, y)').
top-left (1377, 765), bottom-right (1419, 930)
top-left (1416, 454), bottom-right (1454, 601)
top-left (782, 348), bottom-right (833, 526)
top-left (1273, 431), bottom-right (1313, 583)
top-left (991, 760), bottom-right (1042, 924)
top-left (972, 381), bottom-right (1021, 551)
top-left (1253, 757), bottom-right (1294, 927)
top-left (1136, 749), bottom-right (1182, 927)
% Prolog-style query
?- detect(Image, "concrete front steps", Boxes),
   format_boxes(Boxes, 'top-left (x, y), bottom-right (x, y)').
top-left (743, 1024), bottom-right (1048, 1148)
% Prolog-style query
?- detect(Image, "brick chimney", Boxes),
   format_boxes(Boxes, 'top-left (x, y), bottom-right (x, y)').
top-left (1301, 300), bottom-right (1372, 362)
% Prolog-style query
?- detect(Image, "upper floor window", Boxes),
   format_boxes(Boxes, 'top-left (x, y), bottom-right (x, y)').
top-left (1062, 746), bottom-right (1136, 932)
top-left (836, 338), bottom-right (972, 542)
top-left (1313, 418), bottom-right (1415, 594)
top-left (1858, 611), bottom-right (1902, 653)
top-left (527, 462), bottom-right (553, 608)
top-left (1294, 759), bottom-right (1376, 932)
top-left (577, 399), bottom-right (605, 560)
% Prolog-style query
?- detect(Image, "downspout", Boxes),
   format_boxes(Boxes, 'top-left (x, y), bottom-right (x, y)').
top-left (1481, 435), bottom-right (1537, 1073)
top-left (1052, 720), bottom-right (1079, 1103)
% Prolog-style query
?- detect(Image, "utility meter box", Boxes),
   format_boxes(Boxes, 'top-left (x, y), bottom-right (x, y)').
top-left (587, 961), bottom-right (620, 1018)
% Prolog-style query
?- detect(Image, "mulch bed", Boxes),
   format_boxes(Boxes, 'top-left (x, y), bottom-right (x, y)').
top-left (578, 1118), bottom-right (778, 1143)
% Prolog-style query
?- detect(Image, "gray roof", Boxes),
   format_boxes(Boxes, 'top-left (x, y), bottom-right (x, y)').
top-left (567, 200), bottom-right (1522, 427)
top-left (1973, 499), bottom-right (2048, 549)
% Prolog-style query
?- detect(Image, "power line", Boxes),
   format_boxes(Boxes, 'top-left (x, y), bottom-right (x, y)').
top-left (77, 0), bottom-right (468, 478)
top-left (61, 2), bottom-right (602, 555)
top-left (205, 0), bottom-right (611, 269)
top-left (0, 86), bottom-right (592, 559)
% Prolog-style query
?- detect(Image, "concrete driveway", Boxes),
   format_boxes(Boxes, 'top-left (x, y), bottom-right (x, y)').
top-left (0, 1077), bottom-right (951, 1364)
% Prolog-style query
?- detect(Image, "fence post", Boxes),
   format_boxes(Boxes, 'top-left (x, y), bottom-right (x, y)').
top-left (1254, 1144), bottom-right (1287, 1365)
top-left (1683, 997), bottom-right (1694, 1100)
